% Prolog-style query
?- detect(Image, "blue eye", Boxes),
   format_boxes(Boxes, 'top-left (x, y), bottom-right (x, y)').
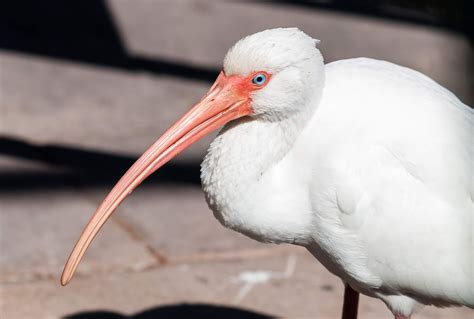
top-left (252, 73), bottom-right (267, 86)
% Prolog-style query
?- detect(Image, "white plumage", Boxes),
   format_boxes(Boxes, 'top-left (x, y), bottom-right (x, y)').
top-left (62, 28), bottom-right (473, 318)
top-left (201, 28), bottom-right (473, 317)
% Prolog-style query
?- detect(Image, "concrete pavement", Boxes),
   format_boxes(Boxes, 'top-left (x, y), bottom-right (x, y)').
top-left (1, 1), bottom-right (472, 318)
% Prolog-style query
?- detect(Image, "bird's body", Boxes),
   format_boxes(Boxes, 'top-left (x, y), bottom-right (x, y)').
top-left (202, 56), bottom-right (473, 316)
top-left (62, 28), bottom-right (473, 318)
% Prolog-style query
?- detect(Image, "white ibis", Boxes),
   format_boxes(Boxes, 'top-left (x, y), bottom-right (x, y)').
top-left (61, 28), bottom-right (473, 318)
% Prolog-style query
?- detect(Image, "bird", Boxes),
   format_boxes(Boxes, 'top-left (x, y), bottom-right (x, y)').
top-left (61, 28), bottom-right (473, 319)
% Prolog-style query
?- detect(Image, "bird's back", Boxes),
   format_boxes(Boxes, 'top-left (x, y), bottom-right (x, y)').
top-left (301, 58), bottom-right (473, 309)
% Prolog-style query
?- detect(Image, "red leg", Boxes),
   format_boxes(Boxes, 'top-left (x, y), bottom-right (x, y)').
top-left (394, 315), bottom-right (410, 319)
top-left (342, 283), bottom-right (359, 319)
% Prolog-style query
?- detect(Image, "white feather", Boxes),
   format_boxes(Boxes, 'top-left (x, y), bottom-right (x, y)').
top-left (200, 28), bottom-right (473, 317)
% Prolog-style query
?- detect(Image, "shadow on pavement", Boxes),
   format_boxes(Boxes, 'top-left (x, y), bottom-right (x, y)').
top-left (1, 0), bottom-right (471, 83)
top-left (64, 303), bottom-right (274, 319)
top-left (0, 0), bottom-right (218, 82)
top-left (0, 136), bottom-right (201, 192)
top-left (259, 0), bottom-right (473, 41)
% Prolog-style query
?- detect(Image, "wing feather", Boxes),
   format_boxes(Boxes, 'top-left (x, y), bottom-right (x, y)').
top-left (309, 58), bottom-right (473, 306)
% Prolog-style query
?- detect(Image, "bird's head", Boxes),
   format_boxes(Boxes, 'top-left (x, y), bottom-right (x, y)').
top-left (61, 28), bottom-right (323, 285)
top-left (223, 27), bottom-right (323, 121)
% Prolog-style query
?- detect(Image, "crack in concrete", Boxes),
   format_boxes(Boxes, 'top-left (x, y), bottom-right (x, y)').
top-left (0, 246), bottom-right (301, 285)
top-left (112, 216), bottom-right (168, 265)
top-left (170, 246), bottom-right (295, 264)
top-left (2, 188), bottom-right (303, 285)
top-left (74, 188), bottom-right (169, 265)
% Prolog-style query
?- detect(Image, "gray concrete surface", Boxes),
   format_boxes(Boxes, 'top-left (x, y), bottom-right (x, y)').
top-left (2, 249), bottom-right (471, 319)
top-left (1, 0), bottom-right (472, 318)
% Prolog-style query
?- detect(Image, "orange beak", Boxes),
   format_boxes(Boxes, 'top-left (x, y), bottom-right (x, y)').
top-left (61, 71), bottom-right (256, 286)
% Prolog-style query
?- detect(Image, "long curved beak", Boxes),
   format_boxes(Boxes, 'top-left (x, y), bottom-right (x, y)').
top-left (61, 72), bottom-right (252, 286)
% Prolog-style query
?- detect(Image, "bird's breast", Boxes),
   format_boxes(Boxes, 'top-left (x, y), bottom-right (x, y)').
top-left (202, 159), bottom-right (315, 245)
top-left (200, 120), bottom-right (316, 245)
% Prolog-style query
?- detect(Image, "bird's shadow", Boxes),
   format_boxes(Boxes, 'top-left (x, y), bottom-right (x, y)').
top-left (64, 303), bottom-right (275, 319)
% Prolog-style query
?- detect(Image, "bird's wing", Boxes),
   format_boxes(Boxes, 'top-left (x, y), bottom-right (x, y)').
top-left (309, 58), bottom-right (473, 306)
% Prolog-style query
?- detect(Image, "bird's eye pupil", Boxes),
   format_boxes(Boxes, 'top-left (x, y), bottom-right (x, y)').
top-left (252, 73), bottom-right (267, 86)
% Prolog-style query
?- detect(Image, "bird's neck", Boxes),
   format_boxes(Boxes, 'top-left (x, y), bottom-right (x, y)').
top-left (200, 89), bottom-right (322, 234)
top-left (203, 115), bottom-right (300, 183)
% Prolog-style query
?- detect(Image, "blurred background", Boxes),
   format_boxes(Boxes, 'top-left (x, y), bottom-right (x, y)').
top-left (0, 1), bottom-right (472, 318)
